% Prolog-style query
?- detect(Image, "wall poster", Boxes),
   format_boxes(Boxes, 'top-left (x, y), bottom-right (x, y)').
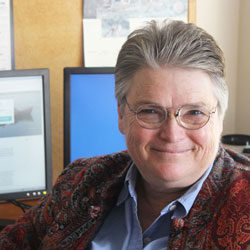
top-left (83, 0), bottom-right (196, 67)
top-left (0, 0), bottom-right (14, 70)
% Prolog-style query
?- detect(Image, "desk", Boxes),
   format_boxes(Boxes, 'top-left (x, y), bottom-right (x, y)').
top-left (0, 199), bottom-right (39, 230)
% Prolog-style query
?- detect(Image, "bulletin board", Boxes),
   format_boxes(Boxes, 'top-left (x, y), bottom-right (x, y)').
top-left (12, 0), bottom-right (83, 182)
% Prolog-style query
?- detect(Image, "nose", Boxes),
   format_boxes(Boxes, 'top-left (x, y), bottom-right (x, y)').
top-left (158, 114), bottom-right (186, 142)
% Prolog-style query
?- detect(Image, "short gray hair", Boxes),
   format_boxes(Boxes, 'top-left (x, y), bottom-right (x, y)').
top-left (115, 19), bottom-right (228, 118)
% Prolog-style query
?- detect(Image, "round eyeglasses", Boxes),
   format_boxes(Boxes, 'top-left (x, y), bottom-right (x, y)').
top-left (125, 98), bottom-right (217, 130)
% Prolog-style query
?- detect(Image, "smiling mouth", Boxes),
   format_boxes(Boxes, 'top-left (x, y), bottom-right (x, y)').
top-left (151, 147), bottom-right (192, 154)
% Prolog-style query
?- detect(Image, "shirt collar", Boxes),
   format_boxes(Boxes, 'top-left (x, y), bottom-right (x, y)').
top-left (116, 162), bottom-right (138, 206)
top-left (172, 164), bottom-right (213, 217)
top-left (117, 162), bottom-right (213, 217)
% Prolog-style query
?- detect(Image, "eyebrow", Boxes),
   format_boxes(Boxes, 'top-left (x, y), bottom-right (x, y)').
top-left (182, 102), bottom-right (209, 107)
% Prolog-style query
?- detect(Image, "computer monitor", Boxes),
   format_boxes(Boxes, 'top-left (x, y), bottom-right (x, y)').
top-left (64, 67), bottom-right (126, 167)
top-left (0, 69), bottom-right (52, 201)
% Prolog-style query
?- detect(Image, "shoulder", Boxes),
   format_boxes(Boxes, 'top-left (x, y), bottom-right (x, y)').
top-left (50, 150), bottom-right (132, 215)
top-left (51, 151), bottom-right (132, 209)
top-left (57, 151), bottom-right (132, 188)
top-left (217, 145), bottom-right (250, 169)
top-left (211, 146), bottom-right (249, 187)
top-left (216, 147), bottom-right (249, 203)
top-left (205, 147), bottom-right (249, 248)
top-left (169, 147), bottom-right (250, 248)
top-left (202, 146), bottom-right (249, 204)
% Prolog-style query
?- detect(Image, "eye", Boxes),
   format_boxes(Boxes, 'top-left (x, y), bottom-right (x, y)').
top-left (137, 106), bottom-right (165, 123)
top-left (186, 109), bottom-right (205, 116)
top-left (180, 106), bottom-right (209, 126)
top-left (181, 105), bottom-right (209, 117)
top-left (138, 108), bottom-right (159, 114)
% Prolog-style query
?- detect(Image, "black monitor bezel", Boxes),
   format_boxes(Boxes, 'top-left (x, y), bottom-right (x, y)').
top-left (0, 68), bottom-right (52, 201)
top-left (63, 67), bottom-right (115, 167)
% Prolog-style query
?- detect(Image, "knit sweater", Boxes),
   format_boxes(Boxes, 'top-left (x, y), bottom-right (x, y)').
top-left (0, 147), bottom-right (249, 249)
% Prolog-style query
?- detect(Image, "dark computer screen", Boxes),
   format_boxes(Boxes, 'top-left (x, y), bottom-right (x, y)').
top-left (0, 69), bottom-right (52, 201)
top-left (64, 67), bottom-right (126, 167)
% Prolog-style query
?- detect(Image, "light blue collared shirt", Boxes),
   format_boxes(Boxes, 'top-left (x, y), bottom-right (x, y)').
top-left (91, 163), bottom-right (213, 250)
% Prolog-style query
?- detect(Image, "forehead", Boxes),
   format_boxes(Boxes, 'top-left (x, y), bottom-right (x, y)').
top-left (127, 66), bottom-right (216, 107)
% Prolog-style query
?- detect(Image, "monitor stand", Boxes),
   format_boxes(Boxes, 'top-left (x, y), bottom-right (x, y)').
top-left (0, 218), bottom-right (15, 231)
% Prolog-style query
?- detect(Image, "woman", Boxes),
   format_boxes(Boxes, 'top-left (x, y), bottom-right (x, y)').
top-left (1, 19), bottom-right (249, 249)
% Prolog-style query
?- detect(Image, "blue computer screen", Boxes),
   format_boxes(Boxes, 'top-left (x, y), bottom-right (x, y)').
top-left (68, 72), bottom-right (126, 163)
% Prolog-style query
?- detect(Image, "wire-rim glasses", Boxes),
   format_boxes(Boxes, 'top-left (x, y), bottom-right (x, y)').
top-left (125, 98), bottom-right (217, 130)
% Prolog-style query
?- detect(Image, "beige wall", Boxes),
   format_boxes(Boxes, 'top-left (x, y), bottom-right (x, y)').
top-left (236, 0), bottom-right (250, 134)
top-left (196, 0), bottom-right (240, 135)
top-left (196, 0), bottom-right (250, 136)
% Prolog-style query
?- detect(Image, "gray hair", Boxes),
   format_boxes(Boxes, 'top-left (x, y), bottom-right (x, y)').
top-left (115, 19), bottom-right (228, 118)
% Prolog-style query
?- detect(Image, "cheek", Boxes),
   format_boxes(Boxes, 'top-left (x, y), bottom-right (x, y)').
top-left (191, 121), bottom-right (222, 160)
top-left (126, 123), bottom-right (146, 150)
top-left (124, 121), bottom-right (154, 156)
top-left (206, 119), bottom-right (223, 149)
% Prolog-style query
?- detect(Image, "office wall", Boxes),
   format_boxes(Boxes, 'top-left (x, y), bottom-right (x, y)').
top-left (13, 0), bottom-right (83, 181)
top-left (196, 0), bottom-right (240, 135)
top-left (236, 0), bottom-right (250, 134)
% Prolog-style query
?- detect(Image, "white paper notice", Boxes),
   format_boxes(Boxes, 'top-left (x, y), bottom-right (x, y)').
top-left (83, 0), bottom-right (188, 67)
top-left (0, 0), bottom-right (12, 70)
top-left (0, 99), bottom-right (14, 125)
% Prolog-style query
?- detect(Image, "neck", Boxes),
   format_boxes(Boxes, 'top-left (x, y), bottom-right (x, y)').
top-left (136, 175), bottom-right (188, 210)
top-left (136, 175), bottom-right (188, 232)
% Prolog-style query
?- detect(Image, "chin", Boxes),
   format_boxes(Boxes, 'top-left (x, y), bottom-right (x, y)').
top-left (145, 170), bottom-right (193, 190)
top-left (151, 158), bottom-right (198, 179)
top-left (149, 151), bottom-right (194, 166)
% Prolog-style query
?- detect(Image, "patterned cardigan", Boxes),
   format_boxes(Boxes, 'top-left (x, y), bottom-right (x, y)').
top-left (0, 147), bottom-right (249, 249)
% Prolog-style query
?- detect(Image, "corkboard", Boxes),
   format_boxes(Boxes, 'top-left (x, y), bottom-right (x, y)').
top-left (188, 0), bottom-right (196, 23)
top-left (13, 0), bottom-right (83, 182)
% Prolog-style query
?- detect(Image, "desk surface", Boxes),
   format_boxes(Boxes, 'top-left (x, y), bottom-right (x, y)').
top-left (0, 199), bottom-right (39, 221)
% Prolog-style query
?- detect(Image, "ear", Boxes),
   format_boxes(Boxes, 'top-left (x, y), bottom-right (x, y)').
top-left (118, 103), bottom-right (125, 135)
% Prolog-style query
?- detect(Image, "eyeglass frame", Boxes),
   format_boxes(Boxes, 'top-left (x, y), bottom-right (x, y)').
top-left (124, 98), bottom-right (217, 130)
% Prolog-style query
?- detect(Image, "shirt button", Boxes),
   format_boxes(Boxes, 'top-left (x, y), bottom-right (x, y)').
top-left (169, 204), bottom-right (177, 211)
top-left (143, 237), bottom-right (152, 246)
